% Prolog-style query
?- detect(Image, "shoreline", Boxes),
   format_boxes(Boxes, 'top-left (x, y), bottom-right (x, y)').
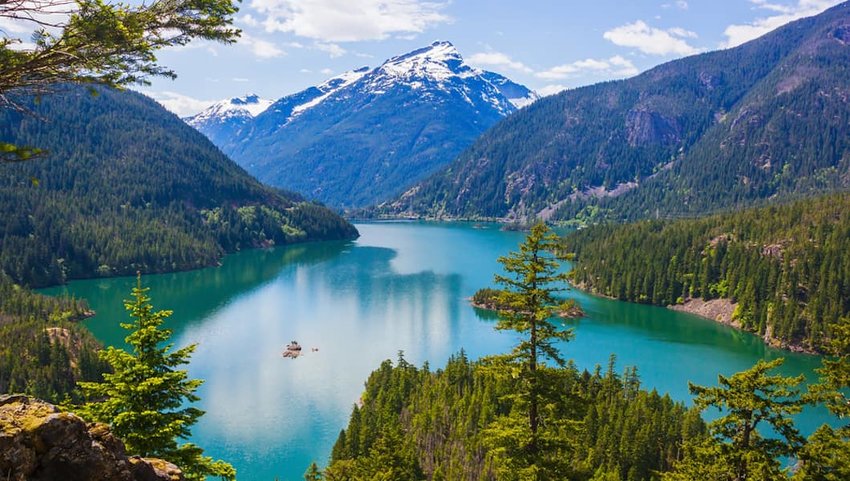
top-left (569, 281), bottom-right (818, 355)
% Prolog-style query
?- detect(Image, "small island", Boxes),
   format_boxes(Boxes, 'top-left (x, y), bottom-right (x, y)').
top-left (471, 288), bottom-right (585, 319)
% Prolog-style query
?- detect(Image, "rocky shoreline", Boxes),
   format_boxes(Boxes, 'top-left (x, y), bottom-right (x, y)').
top-left (668, 298), bottom-right (817, 355)
top-left (570, 281), bottom-right (817, 354)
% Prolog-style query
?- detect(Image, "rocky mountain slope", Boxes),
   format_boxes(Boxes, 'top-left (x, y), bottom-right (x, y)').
top-left (384, 3), bottom-right (850, 222)
top-left (189, 41), bottom-right (537, 208)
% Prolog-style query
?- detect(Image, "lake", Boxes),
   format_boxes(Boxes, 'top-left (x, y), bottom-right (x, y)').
top-left (42, 221), bottom-right (830, 481)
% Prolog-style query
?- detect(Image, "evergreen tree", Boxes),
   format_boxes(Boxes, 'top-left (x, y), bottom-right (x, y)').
top-left (795, 315), bottom-right (850, 480)
top-left (305, 461), bottom-right (323, 481)
top-left (483, 222), bottom-right (578, 479)
top-left (77, 276), bottom-right (234, 480)
top-left (492, 223), bottom-right (574, 442)
top-left (665, 359), bottom-right (805, 481)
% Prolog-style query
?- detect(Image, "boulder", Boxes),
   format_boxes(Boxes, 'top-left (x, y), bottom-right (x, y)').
top-left (0, 395), bottom-right (182, 481)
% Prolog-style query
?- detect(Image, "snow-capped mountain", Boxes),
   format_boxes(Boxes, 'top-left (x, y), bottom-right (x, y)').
top-left (188, 41), bottom-right (538, 208)
top-left (185, 94), bottom-right (272, 147)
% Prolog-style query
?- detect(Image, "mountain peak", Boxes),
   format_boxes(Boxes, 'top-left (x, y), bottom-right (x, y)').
top-left (230, 94), bottom-right (262, 105)
top-left (378, 40), bottom-right (471, 80)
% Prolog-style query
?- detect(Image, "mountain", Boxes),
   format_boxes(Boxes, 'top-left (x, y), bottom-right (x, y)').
top-left (0, 86), bottom-right (358, 288)
top-left (189, 41), bottom-right (538, 208)
top-left (384, 3), bottom-right (850, 222)
top-left (184, 94), bottom-right (272, 148)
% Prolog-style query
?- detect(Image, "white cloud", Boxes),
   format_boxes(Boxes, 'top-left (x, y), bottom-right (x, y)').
top-left (146, 91), bottom-right (217, 117)
top-left (536, 55), bottom-right (639, 80)
top-left (300, 68), bottom-right (313, 73)
top-left (723, 0), bottom-right (842, 47)
top-left (250, 0), bottom-right (450, 42)
top-left (661, 0), bottom-right (689, 8)
top-left (233, 77), bottom-right (250, 82)
top-left (313, 41), bottom-right (346, 58)
top-left (603, 20), bottom-right (701, 56)
top-left (538, 84), bottom-right (568, 96)
top-left (241, 34), bottom-right (286, 58)
top-left (467, 51), bottom-right (533, 73)
top-left (239, 14), bottom-right (260, 27)
top-left (320, 68), bottom-right (334, 75)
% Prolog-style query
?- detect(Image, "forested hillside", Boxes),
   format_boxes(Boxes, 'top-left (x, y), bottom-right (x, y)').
top-left (0, 86), bottom-right (358, 288)
top-left (384, 2), bottom-right (850, 222)
top-left (324, 353), bottom-right (705, 480)
top-left (563, 194), bottom-right (850, 353)
top-left (0, 274), bottom-right (108, 402)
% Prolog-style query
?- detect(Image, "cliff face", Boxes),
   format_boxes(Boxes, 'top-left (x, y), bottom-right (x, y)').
top-left (0, 395), bottom-right (182, 481)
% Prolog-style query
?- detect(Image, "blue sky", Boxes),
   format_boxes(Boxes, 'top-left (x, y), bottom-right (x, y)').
top-left (138, 0), bottom-right (844, 115)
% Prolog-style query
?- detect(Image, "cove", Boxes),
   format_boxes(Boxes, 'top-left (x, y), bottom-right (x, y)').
top-left (42, 222), bottom-right (831, 481)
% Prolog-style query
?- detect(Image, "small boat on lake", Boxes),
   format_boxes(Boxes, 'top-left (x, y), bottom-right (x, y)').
top-left (283, 341), bottom-right (303, 358)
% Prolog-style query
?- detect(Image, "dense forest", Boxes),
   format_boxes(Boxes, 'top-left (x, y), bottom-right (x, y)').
top-left (563, 194), bottom-right (850, 353)
top-left (324, 352), bottom-right (705, 481)
top-left (382, 3), bottom-right (850, 223)
top-left (0, 273), bottom-right (108, 402)
top-left (0, 85), bottom-right (358, 288)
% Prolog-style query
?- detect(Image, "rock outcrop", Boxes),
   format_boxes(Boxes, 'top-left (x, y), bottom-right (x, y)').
top-left (0, 395), bottom-right (182, 481)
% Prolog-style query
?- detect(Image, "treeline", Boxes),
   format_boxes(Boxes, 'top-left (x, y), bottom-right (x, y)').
top-left (0, 85), bottom-right (357, 288)
top-left (324, 352), bottom-right (705, 481)
top-left (563, 194), bottom-right (850, 353)
top-left (0, 274), bottom-right (108, 402)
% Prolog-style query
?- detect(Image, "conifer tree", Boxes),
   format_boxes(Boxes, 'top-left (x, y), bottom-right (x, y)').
top-left (304, 461), bottom-right (323, 481)
top-left (481, 222), bottom-right (578, 480)
top-left (492, 223), bottom-right (575, 442)
top-left (665, 358), bottom-right (805, 481)
top-left (796, 315), bottom-right (850, 479)
top-left (77, 276), bottom-right (234, 480)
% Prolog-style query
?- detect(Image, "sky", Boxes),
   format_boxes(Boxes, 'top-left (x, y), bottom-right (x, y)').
top-left (3, 0), bottom-right (844, 115)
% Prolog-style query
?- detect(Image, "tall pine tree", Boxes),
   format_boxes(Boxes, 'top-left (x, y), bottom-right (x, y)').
top-left (77, 276), bottom-right (235, 481)
top-left (483, 222), bottom-right (578, 480)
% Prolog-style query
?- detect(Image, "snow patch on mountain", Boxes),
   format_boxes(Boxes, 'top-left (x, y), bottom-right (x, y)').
top-left (186, 94), bottom-right (272, 126)
top-left (291, 67), bottom-right (370, 118)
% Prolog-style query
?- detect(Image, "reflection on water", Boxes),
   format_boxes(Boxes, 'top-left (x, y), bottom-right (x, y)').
top-left (42, 222), bottom-right (831, 481)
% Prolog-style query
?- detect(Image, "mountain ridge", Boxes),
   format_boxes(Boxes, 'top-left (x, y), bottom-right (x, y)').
top-left (381, 4), bottom-right (850, 222)
top-left (187, 41), bottom-right (538, 208)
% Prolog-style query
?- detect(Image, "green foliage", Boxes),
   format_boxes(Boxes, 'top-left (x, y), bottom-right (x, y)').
top-left (0, 273), bottom-right (107, 402)
top-left (0, 86), bottom-right (358, 288)
top-left (480, 223), bottom-right (576, 477)
top-left (77, 278), bottom-right (234, 480)
top-left (471, 288), bottom-right (506, 310)
top-left (794, 315), bottom-right (850, 480)
top-left (0, 0), bottom-right (239, 110)
top-left (795, 425), bottom-right (850, 481)
top-left (384, 4), bottom-right (850, 222)
top-left (563, 194), bottom-right (850, 352)
top-left (326, 353), bottom-right (703, 481)
top-left (665, 359), bottom-right (805, 481)
top-left (305, 462), bottom-right (324, 481)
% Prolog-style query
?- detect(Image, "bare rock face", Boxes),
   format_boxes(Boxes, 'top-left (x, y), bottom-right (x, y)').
top-left (625, 109), bottom-right (680, 147)
top-left (0, 395), bottom-right (182, 481)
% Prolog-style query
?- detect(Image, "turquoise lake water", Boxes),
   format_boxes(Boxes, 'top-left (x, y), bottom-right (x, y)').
top-left (42, 222), bottom-right (830, 480)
